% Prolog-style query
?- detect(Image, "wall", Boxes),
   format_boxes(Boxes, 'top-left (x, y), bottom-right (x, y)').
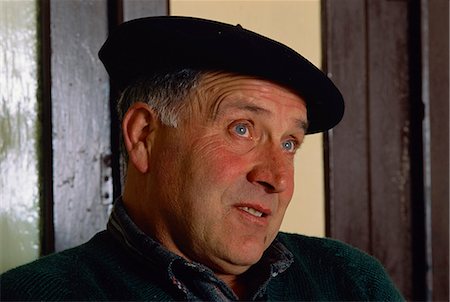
top-left (170, 0), bottom-right (325, 236)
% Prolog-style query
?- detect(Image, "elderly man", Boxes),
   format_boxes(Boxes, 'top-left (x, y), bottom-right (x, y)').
top-left (1, 17), bottom-right (403, 301)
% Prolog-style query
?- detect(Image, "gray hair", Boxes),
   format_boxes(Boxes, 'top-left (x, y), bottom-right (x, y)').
top-left (116, 69), bottom-right (204, 161)
top-left (117, 69), bottom-right (204, 126)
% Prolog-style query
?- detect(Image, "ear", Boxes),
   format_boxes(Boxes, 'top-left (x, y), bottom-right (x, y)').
top-left (122, 102), bottom-right (158, 174)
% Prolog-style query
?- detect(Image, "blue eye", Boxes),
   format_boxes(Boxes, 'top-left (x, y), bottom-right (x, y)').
top-left (234, 123), bottom-right (249, 137)
top-left (282, 140), bottom-right (297, 153)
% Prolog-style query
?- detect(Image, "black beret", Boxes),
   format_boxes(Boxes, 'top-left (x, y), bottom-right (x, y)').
top-left (98, 16), bottom-right (344, 134)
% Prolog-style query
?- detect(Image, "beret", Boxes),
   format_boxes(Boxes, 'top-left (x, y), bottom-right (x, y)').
top-left (99, 16), bottom-right (344, 134)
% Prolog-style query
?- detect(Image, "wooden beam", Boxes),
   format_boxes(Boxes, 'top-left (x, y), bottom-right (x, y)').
top-left (50, 0), bottom-right (111, 251)
top-left (323, 1), bottom-right (371, 253)
top-left (323, 0), bottom-right (429, 299)
top-left (422, 0), bottom-right (449, 300)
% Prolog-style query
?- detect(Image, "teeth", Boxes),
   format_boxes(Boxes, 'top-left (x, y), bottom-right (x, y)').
top-left (240, 207), bottom-right (263, 217)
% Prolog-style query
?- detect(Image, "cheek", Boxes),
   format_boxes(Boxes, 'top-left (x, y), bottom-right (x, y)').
top-left (151, 148), bottom-right (185, 204)
top-left (189, 136), bottom-right (248, 186)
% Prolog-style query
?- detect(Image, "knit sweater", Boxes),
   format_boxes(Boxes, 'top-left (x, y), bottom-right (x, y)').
top-left (0, 231), bottom-right (403, 301)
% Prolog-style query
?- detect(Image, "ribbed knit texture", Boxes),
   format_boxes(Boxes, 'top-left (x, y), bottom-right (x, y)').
top-left (1, 231), bottom-right (404, 301)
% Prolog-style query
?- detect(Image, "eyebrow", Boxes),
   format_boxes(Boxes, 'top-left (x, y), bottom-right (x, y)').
top-left (211, 101), bottom-right (269, 120)
top-left (212, 101), bottom-right (309, 132)
top-left (296, 119), bottom-right (309, 133)
top-left (238, 104), bottom-right (271, 115)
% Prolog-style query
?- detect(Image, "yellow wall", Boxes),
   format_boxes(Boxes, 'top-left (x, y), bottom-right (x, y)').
top-left (170, 0), bottom-right (325, 237)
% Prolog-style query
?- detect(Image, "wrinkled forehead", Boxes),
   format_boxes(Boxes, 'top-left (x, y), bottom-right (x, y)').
top-left (196, 71), bottom-right (306, 106)
top-left (185, 72), bottom-right (308, 132)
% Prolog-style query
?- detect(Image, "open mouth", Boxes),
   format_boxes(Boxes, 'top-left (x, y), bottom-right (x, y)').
top-left (238, 206), bottom-right (266, 218)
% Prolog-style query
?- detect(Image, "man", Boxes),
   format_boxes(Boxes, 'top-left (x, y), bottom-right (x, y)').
top-left (1, 16), bottom-right (403, 301)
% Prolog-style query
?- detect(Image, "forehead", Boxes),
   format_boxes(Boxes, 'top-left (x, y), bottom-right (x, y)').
top-left (194, 72), bottom-right (307, 119)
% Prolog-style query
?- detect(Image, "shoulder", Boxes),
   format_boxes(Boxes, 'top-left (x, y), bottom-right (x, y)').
top-left (1, 231), bottom-right (174, 301)
top-left (274, 232), bottom-right (404, 301)
top-left (278, 232), bottom-right (376, 267)
top-left (0, 231), bottom-right (115, 300)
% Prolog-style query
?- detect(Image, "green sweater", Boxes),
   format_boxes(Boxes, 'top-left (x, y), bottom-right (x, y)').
top-left (1, 231), bottom-right (403, 301)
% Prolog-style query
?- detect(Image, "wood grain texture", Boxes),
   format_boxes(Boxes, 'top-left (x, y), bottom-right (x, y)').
top-left (366, 1), bottom-right (413, 296)
top-left (426, 1), bottom-right (449, 300)
top-left (323, 1), bottom-right (371, 252)
top-left (50, 0), bottom-right (169, 253)
top-left (51, 0), bottom-right (112, 251)
top-left (324, 0), bottom-right (418, 299)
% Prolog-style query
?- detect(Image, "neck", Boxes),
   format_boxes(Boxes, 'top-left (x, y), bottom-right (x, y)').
top-left (216, 273), bottom-right (249, 299)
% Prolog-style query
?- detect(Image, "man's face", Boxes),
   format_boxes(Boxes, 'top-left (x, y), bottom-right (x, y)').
top-left (145, 73), bottom-right (307, 276)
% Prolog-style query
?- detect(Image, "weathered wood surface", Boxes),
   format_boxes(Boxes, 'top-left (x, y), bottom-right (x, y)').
top-left (323, 1), bottom-right (371, 253)
top-left (51, 0), bottom-right (112, 251)
top-left (50, 0), bottom-right (168, 252)
top-left (424, 1), bottom-right (449, 300)
top-left (324, 0), bottom-right (417, 299)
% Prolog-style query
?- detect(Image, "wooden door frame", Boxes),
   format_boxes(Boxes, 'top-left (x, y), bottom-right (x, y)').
top-left (323, 0), bottom-right (448, 300)
top-left (39, 0), bottom-right (168, 253)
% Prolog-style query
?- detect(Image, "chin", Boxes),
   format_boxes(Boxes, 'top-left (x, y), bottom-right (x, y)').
top-left (215, 258), bottom-right (258, 276)
top-left (204, 245), bottom-right (264, 276)
top-left (225, 245), bottom-right (266, 273)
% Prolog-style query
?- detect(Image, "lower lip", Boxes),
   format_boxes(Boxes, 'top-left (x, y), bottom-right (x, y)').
top-left (235, 207), bottom-right (269, 226)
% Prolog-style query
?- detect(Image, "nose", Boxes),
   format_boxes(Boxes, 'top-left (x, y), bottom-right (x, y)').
top-left (246, 147), bottom-right (292, 194)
